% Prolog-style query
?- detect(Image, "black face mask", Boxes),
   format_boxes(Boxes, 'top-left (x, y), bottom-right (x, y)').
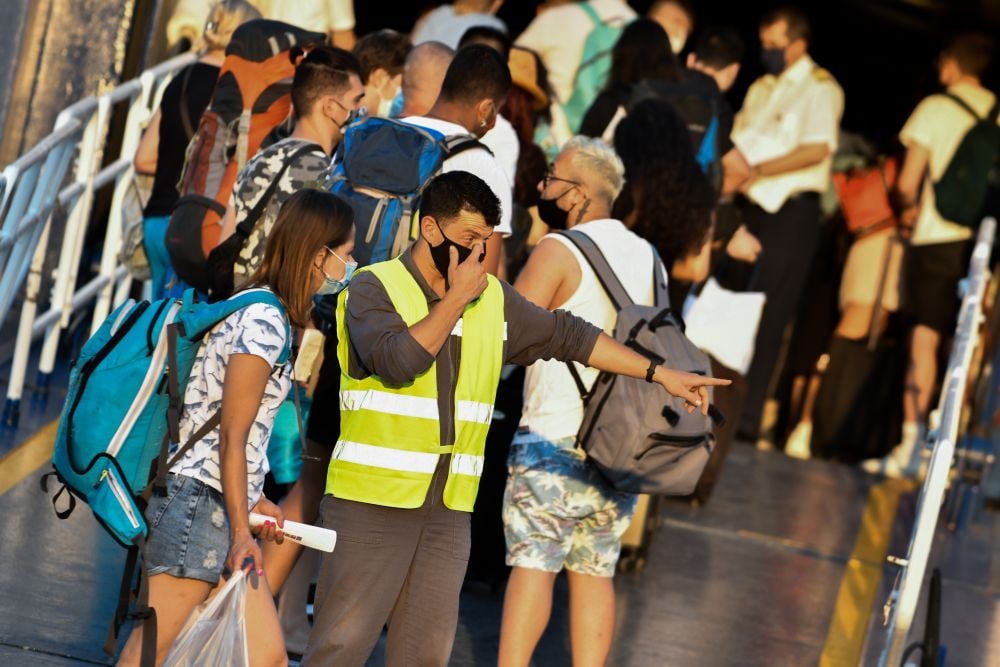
top-left (760, 47), bottom-right (786, 75)
top-left (429, 221), bottom-right (485, 279)
top-left (536, 195), bottom-right (570, 230)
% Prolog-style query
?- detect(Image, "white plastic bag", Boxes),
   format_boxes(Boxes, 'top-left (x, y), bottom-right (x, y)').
top-left (683, 278), bottom-right (766, 376)
top-left (162, 570), bottom-right (250, 667)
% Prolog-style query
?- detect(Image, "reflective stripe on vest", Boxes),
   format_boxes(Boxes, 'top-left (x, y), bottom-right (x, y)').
top-left (328, 257), bottom-right (505, 511)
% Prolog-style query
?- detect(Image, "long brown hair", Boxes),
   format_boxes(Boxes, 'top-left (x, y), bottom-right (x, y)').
top-left (247, 189), bottom-right (354, 328)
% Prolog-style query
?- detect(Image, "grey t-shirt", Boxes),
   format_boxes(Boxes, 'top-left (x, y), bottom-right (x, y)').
top-left (344, 249), bottom-right (602, 446)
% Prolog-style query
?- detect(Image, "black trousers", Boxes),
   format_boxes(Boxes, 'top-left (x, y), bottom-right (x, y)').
top-left (738, 193), bottom-right (822, 440)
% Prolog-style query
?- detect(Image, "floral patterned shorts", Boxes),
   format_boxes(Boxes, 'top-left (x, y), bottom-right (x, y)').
top-left (503, 432), bottom-right (637, 577)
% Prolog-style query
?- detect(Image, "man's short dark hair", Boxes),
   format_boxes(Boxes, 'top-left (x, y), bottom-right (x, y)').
top-left (761, 6), bottom-right (811, 45)
top-left (353, 29), bottom-right (412, 79)
top-left (421, 171), bottom-right (501, 228)
top-left (458, 25), bottom-right (511, 61)
top-left (943, 32), bottom-right (995, 77)
top-left (292, 46), bottom-right (364, 119)
top-left (438, 44), bottom-right (512, 106)
top-left (694, 26), bottom-right (744, 70)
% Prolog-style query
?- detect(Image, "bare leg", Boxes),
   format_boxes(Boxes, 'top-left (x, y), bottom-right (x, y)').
top-left (243, 570), bottom-right (289, 667)
top-left (498, 567), bottom-right (558, 667)
top-left (566, 570), bottom-right (616, 667)
top-left (263, 442), bottom-right (330, 592)
top-left (905, 324), bottom-right (941, 424)
top-left (116, 574), bottom-right (213, 666)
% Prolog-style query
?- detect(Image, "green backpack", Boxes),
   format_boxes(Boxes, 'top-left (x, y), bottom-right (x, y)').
top-left (562, 3), bottom-right (629, 133)
top-left (933, 93), bottom-right (1000, 228)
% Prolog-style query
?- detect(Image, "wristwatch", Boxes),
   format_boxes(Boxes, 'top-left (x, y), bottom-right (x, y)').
top-left (645, 359), bottom-right (659, 383)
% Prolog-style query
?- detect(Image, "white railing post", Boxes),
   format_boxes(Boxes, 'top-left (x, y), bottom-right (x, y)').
top-left (91, 75), bottom-right (155, 331)
top-left (879, 217), bottom-right (996, 666)
top-left (35, 99), bottom-right (110, 383)
top-left (2, 53), bottom-right (194, 427)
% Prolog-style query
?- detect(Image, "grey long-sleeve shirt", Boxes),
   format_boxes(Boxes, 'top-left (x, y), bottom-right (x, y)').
top-left (344, 249), bottom-right (602, 446)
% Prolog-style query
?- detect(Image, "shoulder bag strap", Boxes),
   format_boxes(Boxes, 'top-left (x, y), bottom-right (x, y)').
top-left (234, 141), bottom-right (324, 240)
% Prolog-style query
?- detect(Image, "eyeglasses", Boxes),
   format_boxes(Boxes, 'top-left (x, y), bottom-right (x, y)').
top-left (543, 164), bottom-right (581, 189)
top-left (331, 96), bottom-right (367, 125)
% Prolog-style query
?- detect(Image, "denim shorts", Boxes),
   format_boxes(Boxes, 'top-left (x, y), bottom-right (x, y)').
top-left (144, 473), bottom-right (230, 584)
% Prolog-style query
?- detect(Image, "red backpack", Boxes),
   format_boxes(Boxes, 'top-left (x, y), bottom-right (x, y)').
top-left (166, 19), bottom-right (326, 292)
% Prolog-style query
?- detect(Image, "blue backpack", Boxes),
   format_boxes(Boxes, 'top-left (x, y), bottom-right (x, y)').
top-left (44, 288), bottom-right (290, 547)
top-left (325, 116), bottom-right (488, 267)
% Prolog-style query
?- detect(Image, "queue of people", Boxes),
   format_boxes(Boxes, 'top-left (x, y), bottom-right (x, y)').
top-left (107, 1), bottom-right (1000, 665)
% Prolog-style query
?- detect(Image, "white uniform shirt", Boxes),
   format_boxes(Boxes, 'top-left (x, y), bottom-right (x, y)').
top-left (515, 0), bottom-right (636, 105)
top-left (733, 54), bottom-right (844, 213)
top-left (899, 82), bottom-right (997, 246)
top-left (401, 116), bottom-right (514, 235)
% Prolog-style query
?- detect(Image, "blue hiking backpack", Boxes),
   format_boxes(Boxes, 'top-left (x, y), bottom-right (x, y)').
top-left (325, 116), bottom-right (489, 267)
top-left (44, 288), bottom-right (290, 546)
top-left (562, 2), bottom-right (630, 133)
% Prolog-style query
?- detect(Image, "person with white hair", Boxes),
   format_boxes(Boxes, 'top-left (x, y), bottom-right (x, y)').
top-left (498, 136), bottom-right (668, 666)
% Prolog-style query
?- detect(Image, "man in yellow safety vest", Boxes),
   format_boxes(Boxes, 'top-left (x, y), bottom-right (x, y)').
top-left (303, 170), bottom-right (728, 665)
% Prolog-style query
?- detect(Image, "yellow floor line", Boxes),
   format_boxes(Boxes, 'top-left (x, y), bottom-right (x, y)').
top-left (0, 419), bottom-right (60, 496)
top-left (819, 478), bottom-right (918, 667)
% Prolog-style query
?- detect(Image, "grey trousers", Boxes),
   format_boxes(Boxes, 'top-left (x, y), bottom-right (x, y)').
top-left (302, 464), bottom-right (472, 666)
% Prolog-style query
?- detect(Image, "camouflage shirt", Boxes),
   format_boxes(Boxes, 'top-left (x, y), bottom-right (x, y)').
top-left (230, 138), bottom-right (331, 287)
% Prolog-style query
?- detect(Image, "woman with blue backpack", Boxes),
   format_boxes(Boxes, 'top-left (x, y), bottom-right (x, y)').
top-left (117, 189), bottom-right (356, 665)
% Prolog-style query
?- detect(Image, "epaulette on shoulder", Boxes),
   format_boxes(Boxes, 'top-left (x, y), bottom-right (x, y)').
top-left (812, 67), bottom-right (834, 82)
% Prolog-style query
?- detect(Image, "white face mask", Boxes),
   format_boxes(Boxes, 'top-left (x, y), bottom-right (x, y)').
top-left (669, 32), bottom-right (688, 55)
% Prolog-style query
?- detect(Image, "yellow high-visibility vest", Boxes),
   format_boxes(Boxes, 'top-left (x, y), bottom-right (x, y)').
top-left (327, 257), bottom-right (505, 511)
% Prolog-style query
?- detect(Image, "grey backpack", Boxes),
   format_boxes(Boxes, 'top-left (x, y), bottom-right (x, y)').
top-left (561, 230), bottom-right (721, 495)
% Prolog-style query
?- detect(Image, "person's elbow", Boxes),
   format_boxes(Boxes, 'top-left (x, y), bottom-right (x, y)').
top-left (133, 152), bottom-right (157, 176)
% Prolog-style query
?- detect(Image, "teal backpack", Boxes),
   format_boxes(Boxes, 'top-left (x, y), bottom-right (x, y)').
top-left (42, 287), bottom-right (290, 662)
top-left (45, 287), bottom-right (290, 546)
top-left (934, 93), bottom-right (1000, 228)
top-left (562, 3), bottom-right (629, 133)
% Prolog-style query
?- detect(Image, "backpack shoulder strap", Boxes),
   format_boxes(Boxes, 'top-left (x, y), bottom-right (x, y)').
top-left (942, 92), bottom-right (983, 122)
top-left (650, 246), bottom-right (670, 308)
top-left (578, 1), bottom-right (601, 26)
top-left (234, 141), bottom-right (325, 239)
top-left (443, 134), bottom-right (493, 158)
top-left (558, 229), bottom-right (634, 310)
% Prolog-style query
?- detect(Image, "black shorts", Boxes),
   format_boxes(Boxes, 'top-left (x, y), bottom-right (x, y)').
top-left (903, 240), bottom-right (973, 334)
top-left (305, 331), bottom-right (341, 448)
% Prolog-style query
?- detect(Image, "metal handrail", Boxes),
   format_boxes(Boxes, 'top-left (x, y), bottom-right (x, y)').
top-left (2, 52), bottom-right (196, 426)
top-left (878, 216), bottom-right (996, 666)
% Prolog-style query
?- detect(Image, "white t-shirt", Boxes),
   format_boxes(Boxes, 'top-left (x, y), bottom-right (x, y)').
top-left (519, 219), bottom-right (664, 442)
top-left (515, 0), bottom-right (636, 105)
top-left (481, 114), bottom-right (520, 188)
top-left (733, 54), bottom-right (844, 213)
top-left (402, 116), bottom-right (513, 235)
top-left (899, 82), bottom-right (997, 245)
top-left (171, 294), bottom-right (291, 508)
top-left (411, 5), bottom-right (507, 49)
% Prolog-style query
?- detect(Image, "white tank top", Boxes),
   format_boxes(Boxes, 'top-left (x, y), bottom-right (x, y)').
top-left (518, 219), bottom-right (664, 441)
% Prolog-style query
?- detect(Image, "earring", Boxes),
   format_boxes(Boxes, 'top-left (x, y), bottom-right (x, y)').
top-left (480, 119), bottom-right (488, 128)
